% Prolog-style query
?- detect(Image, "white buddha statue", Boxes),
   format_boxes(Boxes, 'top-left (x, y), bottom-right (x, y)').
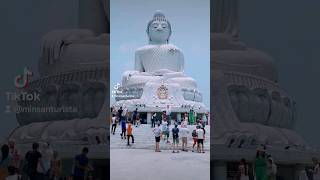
top-left (121, 10), bottom-right (197, 90)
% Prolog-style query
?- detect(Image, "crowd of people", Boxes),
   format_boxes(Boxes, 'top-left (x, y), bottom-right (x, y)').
top-left (0, 140), bottom-right (94, 180)
top-left (111, 106), bottom-right (207, 153)
top-left (153, 120), bottom-right (206, 153)
top-left (233, 148), bottom-right (320, 180)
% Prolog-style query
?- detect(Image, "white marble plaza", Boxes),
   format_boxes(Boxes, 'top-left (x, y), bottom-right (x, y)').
top-left (111, 149), bottom-right (210, 180)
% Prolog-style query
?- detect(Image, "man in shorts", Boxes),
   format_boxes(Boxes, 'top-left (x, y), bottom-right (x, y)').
top-left (153, 124), bottom-right (162, 152)
top-left (171, 124), bottom-right (180, 153)
top-left (196, 125), bottom-right (205, 153)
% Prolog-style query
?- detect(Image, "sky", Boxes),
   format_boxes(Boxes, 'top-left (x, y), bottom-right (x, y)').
top-left (110, 0), bottom-right (211, 108)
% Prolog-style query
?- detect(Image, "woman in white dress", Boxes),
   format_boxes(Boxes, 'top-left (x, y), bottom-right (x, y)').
top-left (239, 158), bottom-right (249, 180)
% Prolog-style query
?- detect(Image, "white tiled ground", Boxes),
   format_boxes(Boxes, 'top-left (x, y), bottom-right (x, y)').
top-left (111, 149), bottom-right (210, 180)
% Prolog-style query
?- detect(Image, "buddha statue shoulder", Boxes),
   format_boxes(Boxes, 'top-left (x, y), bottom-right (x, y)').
top-left (122, 11), bottom-right (196, 89)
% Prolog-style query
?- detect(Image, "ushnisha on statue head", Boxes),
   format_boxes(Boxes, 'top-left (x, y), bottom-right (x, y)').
top-left (146, 10), bottom-right (172, 44)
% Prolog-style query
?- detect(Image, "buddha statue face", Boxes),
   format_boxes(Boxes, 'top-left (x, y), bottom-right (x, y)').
top-left (147, 11), bottom-right (171, 44)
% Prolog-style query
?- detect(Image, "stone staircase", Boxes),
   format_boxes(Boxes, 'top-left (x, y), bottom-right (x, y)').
top-left (110, 124), bottom-right (210, 150)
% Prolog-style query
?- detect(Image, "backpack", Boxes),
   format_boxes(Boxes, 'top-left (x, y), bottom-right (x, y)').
top-left (192, 129), bottom-right (197, 137)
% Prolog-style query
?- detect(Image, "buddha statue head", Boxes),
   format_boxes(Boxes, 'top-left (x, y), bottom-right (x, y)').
top-left (147, 10), bottom-right (172, 44)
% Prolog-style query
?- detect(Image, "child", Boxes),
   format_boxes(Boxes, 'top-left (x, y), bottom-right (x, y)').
top-left (127, 122), bottom-right (134, 146)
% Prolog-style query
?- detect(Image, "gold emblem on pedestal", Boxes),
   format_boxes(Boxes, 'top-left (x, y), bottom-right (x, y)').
top-left (157, 84), bottom-right (168, 99)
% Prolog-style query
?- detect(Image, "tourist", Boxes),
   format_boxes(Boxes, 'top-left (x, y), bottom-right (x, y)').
top-left (189, 109), bottom-right (195, 125)
top-left (161, 111), bottom-right (166, 124)
top-left (267, 156), bottom-right (277, 180)
top-left (180, 125), bottom-right (189, 152)
top-left (132, 108), bottom-right (138, 126)
top-left (162, 120), bottom-right (169, 143)
top-left (117, 107), bottom-right (123, 122)
top-left (153, 124), bottom-right (162, 152)
top-left (25, 142), bottom-right (44, 180)
top-left (196, 125), bottom-right (205, 153)
top-left (165, 105), bottom-right (171, 125)
top-left (111, 114), bottom-right (117, 135)
top-left (39, 142), bottom-right (53, 178)
top-left (73, 147), bottom-right (92, 180)
top-left (151, 112), bottom-right (156, 128)
top-left (181, 116), bottom-right (188, 127)
top-left (135, 113), bottom-right (141, 127)
top-left (201, 125), bottom-right (206, 139)
top-left (192, 126), bottom-right (198, 152)
top-left (238, 158), bottom-right (249, 180)
top-left (184, 112), bottom-right (188, 121)
top-left (8, 140), bottom-right (20, 171)
top-left (5, 166), bottom-right (21, 180)
top-left (120, 117), bottom-right (127, 139)
top-left (50, 151), bottom-right (61, 180)
top-left (0, 144), bottom-right (12, 179)
top-left (127, 121), bottom-right (134, 146)
top-left (254, 148), bottom-right (268, 180)
top-left (310, 157), bottom-right (320, 180)
top-left (172, 124), bottom-right (180, 153)
top-left (200, 118), bottom-right (206, 129)
top-left (122, 106), bottom-right (128, 121)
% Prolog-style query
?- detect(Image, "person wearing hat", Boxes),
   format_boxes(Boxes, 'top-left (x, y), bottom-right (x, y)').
top-left (254, 148), bottom-right (268, 180)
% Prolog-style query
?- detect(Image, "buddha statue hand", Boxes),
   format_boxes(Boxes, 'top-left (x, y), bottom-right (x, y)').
top-left (40, 29), bottom-right (95, 64)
